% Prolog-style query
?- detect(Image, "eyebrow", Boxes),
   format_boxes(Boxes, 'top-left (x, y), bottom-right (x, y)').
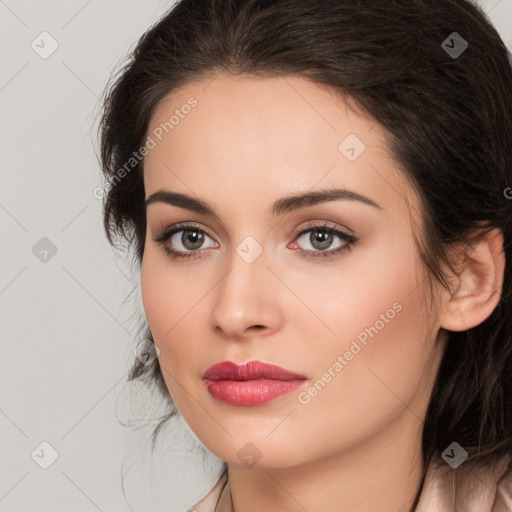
top-left (145, 188), bottom-right (383, 217)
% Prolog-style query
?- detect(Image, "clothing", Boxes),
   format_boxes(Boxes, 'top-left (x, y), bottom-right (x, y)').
top-left (186, 453), bottom-right (512, 512)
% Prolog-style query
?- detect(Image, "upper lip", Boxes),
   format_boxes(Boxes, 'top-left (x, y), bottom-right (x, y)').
top-left (202, 360), bottom-right (307, 381)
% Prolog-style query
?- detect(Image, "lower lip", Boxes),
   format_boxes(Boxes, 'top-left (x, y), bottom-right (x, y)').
top-left (204, 379), bottom-right (306, 406)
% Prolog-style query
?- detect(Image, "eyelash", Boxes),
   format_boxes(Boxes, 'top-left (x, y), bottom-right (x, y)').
top-left (152, 222), bottom-right (358, 262)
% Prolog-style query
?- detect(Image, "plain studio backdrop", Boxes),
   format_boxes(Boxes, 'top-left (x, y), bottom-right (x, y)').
top-left (1, 1), bottom-right (511, 511)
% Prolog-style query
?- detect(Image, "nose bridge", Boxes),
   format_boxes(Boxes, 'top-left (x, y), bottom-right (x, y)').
top-left (210, 234), bottom-right (278, 336)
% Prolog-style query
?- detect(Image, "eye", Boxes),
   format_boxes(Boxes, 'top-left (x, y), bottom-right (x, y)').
top-left (152, 223), bottom-right (218, 261)
top-left (290, 222), bottom-right (357, 260)
top-left (152, 221), bottom-right (358, 261)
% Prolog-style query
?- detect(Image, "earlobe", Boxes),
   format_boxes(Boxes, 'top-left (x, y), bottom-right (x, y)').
top-left (439, 227), bottom-right (505, 333)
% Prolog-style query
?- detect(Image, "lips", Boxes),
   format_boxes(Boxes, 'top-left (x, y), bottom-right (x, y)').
top-left (202, 360), bottom-right (308, 406)
top-left (201, 360), bottom-right (307, 381)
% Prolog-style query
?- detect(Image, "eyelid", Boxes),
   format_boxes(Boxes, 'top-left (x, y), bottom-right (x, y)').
top-left (291, 219), bottom-right (355, 237)
top-left (152, 220), bottom-right (353, 244)
top-left (153, 221), bottom-right (217, 243)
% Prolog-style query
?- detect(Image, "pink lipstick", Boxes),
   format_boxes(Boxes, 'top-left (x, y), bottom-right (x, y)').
top-left (202, 360), bottom-right (307, 406)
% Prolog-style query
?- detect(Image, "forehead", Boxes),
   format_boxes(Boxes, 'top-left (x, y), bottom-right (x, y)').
top-left (145, 73), bottom-right (381, 158)
top-left (142, 74), bottom-right (419, 219)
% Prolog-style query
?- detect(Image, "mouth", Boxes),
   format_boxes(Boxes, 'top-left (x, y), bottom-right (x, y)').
top-left (202, 360), bottom-right (308, 406)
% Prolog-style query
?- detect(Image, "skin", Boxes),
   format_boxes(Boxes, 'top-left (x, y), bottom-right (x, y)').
top-left (140, 74), bottom-right (505, 512)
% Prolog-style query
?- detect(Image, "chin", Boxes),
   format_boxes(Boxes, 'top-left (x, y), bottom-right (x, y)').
top-left (208, 439), bottom-right (312, 470)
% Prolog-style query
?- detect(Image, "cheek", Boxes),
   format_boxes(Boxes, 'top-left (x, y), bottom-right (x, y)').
top-left (293, 242), bottom-right (433, 433)
top-left (140, 241), bottom-right (196, 331)
top-left (140, 252), bottom-right (193, 411)
top-left (140, 248), bottom-right (186, 356)
top-left (298, 234), bottom-right (424, 360)
top-left (140, 247), bottom-right (209, 375)
top-left (140, 252), bottom-right (169, 334)
top-left (292, 229), bottom-right (425, 354)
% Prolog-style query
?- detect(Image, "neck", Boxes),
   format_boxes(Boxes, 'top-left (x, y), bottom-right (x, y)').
top-left (224, 405), bottom-right (428, 512)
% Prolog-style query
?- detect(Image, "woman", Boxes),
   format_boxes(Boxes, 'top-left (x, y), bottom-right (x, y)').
top-left (97, 0), bottom-right (512, 510)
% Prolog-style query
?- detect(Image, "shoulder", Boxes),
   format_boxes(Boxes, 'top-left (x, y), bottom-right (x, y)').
top-left (415, 451), bottom-right (512, 512)
top-left (186, 472), bottom-right (228, 512)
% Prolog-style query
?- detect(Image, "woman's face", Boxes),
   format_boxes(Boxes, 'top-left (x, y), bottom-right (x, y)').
top-left (141, 74), bottom-right (446, 468)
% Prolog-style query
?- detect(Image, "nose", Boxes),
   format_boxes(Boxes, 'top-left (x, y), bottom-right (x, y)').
top-left (209, 243), bottom-right (283, 341)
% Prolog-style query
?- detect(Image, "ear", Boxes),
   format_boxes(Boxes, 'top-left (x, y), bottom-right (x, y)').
top-left (439, 227), bottom-right (505, 332)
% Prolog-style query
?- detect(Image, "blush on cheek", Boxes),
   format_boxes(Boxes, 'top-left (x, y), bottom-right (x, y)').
top-left (329, 261), bottom-right (428, 376)
top-left (347, 300), bottom-right (434, 417)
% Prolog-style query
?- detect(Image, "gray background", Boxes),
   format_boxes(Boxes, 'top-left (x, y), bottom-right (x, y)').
top-left (1, 1), bottom-right (511, 511)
